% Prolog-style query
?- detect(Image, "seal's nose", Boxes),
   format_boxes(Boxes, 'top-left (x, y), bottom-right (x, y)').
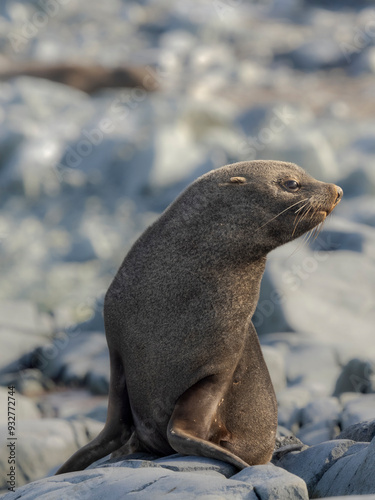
top-left (333, 184), bottom-right (344, 206)
top-left (334, 185), bottom-right (343, 205)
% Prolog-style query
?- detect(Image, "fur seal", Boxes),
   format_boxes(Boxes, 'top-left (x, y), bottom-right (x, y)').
top-left (0, 63), bottom-right (158, 93)
top-left (56, 160), bottom-right (343, 473)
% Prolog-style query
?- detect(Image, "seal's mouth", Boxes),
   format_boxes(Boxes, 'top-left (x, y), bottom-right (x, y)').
top-left (320, 185), bottom-right (343, 218)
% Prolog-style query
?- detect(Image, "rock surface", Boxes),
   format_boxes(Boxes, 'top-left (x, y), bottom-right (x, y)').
top-left (1, 455), bottom-right (309, 500)
top-left (336, 418), bottom-right (375, 442)
top-left (0, 418), bottom-right (102, 490)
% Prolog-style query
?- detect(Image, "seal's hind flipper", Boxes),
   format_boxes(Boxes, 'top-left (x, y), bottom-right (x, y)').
top-left (167, 375), bottom-right (249, 470)
top-left (56, 350), bottom-right (133, 474)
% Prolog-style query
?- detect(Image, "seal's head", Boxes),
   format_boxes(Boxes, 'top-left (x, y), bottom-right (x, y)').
top-left (178, 160), bottom-right (343, 259)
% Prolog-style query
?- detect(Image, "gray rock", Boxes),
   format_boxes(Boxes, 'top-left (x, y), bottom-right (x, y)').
top-left (275, 439), bottom-right (356, 496)
top-left (340, 394), bottom-right (375, 429)
top-left (313, 437), bottom-right (375, 497)
top-left (31, 331), bottom-right (109, 394)
top-left (261, 345), bottom-right (287, 393)
top-left (284, 39), bottom-right (349, 71)
top-left (333, 358), bottom-right (375, 396)
top-left (0, 386), bottom-right (41, 425)
top-left (297, 421), bottom-right (339, 446)
top-left (350, 47), bottom-right (375, 76)
top-left (2, 464), bottom-right (260, 499)
top-left (96, 453), bottom-right (238, 478)
top-left (0, 301), bottom-right (53, 373)
top-left (273, 437), bottom-right (307, 460)
top-left (254, 267), bottom-right (291, 334)
top-left (0, 368), bottom-right (54, 397)
top-left (335, 196), bottom-right (375, 228)
top-left (338, 167), bottom-right (375, 198)
top-left (285, 342), bottom-right (339, 396)
top-left (322, 497), bottom-right (375, 500)
top-left (0, 300), bottom-right (51, 335)
top-left (258, 127), bottom-right (339, 183)
top-left (233, 463), bottom-right (309, 500)
top-left (0, 417), bottom-right (102, 489)
top-left (1, 454), bottom-right (311, 500)
top-left (300, 397), bottom-right (341, 427)
top-left (336, 418), bottom-right (375, 442)
top-left (277, 386), bottom-right (313, 432)
top-left (37, 389), bottom-right (108, 420)
top-left (297, 397), bottom-right (341, 445)
top-left (155, 454), bottom-right (237, 478)
top-left (264, 238), bottom-right (375, 350)
top-left (321, 497), bottom-right (375, 500)
top-left (261, 333), bottom-right (340, 396)
top-left (309, 216), bottom-right (375, 257)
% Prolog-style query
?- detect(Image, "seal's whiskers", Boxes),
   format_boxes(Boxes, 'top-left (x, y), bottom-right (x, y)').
top-left (292, 205), bottom-right (313, 237)
top-left (255, 198), bottom-right (309, 232)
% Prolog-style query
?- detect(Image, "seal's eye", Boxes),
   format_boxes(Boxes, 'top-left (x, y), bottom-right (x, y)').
top-left (283, 180), bottom-right (300, 191)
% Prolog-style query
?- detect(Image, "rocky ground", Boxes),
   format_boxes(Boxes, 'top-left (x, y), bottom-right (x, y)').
top-left (0, 0), bottom-right (375, 498)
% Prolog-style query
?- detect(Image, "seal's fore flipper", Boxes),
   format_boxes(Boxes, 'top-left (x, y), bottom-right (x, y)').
top-left (167, 375), bottom-right (249, 470)
top-left (55, 350), bottom-right (133, 474)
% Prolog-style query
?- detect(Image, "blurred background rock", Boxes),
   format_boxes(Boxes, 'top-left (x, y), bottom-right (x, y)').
top-left (0, 0), bottom-right (375, 491)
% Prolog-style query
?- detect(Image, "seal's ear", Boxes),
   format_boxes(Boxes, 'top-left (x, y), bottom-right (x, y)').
top-left (229, 177), bottom-right (247, 184)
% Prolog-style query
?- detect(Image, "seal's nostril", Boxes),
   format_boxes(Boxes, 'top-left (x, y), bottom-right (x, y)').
top-left (335, 185), bottom-right (343, 204)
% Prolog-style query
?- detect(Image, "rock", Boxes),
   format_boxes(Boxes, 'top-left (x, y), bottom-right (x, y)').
top-left (0, 386), bottom-right (41, 425)
top-left (350, 46), bottom-right (375, 76)
top-left (0, 300), bottom-right (51, 335)
top-left (0, 301), bottom-right (53, 372)
top-left (281, 39), bottom-right (348, 71)
top-left (1, 465), bottom-right (260, 499)
top-left (320, 497), bottom-right (375, 500)
top-left (264, 236), bottom-right (375, 348)
top-left (338, 167), bottom-right (375, 198)
top-left (297, 397), bottom-right (341, 444)
top-left (335, 196), bottom-right (375, 227)
top-left (0, 417), bottom-right (102, 489)
top-left (154, 454), bottom-right (238, 478)
top-left (333, 358), bottom-right (375, 396)
top-left (262, 333), bottom-right (340, 396)
top-left (277, 386), bottom-right (313, 432)
top-left (274, 434), bottom-right (307, 460)
top-left (336, 418), bottom-right (375, 442)
top-left (0, 368), bottom-right (54, 397)
top-left (340, 394), bottom-right (375, 429)
top-left (313, 437), bottom-right (375, 497)
top-left (232, 463), bottom-right (309, 499)
top-left (28, 331), bottom-right (109, 394)
top-left (150, 121), bottom-right (208, 189)
top-left (257, 127), bottom-right (340, 182)
top-left (2, 453), bottom-right (310, 500)
top-left (0, 77), bottom-right (94, 196)
top-left (309, 216), bottom-right (375, 257)
top-left (297, 421), bottom-right (339, 446)
top-left (254, 267), bottom-right (290, 334)
top-left (261, 345), bottom-right (287, 393)
top-left (300, 397), bottom-right (341, 427)
top-left (275, 439), bottom-right (356, 496)
top-left (235, 104), bottom-right (312, 141)
top-left (285, 342), bottom-right (340, 396)
top-left (74, 297), bottom-right (105, 333)
top-left (37, 389), bottom-right (108, 420)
